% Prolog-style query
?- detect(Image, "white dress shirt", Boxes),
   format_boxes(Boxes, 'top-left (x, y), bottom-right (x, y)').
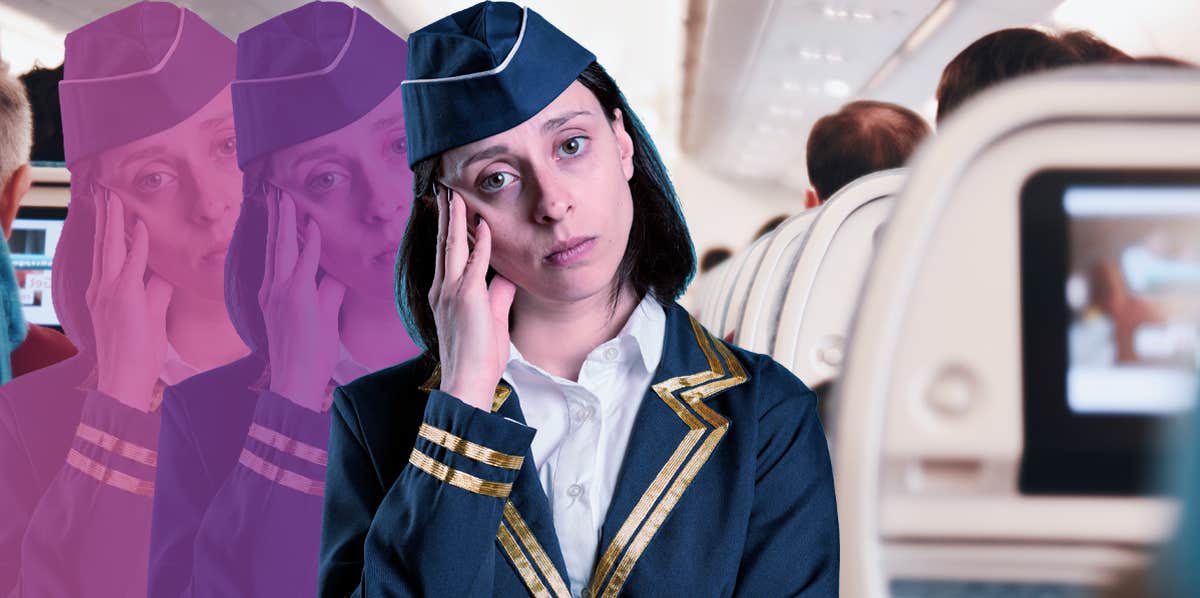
top-left (501, 294), bottom-right (666, 597)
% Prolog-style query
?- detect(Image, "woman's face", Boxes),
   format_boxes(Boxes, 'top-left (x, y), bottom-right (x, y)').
top-left (438, 82), bottom-right (636, 304)
top-left (95, 85), bottom-right (241, 302)
top-left (267, 87), bottom-right (412, 297)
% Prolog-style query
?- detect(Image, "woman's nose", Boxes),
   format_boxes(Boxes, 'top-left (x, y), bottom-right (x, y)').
top-left (360, 180), bottom-right (403, 225)
top-left (191, 188), bottom-right (233, 223)
top-left (531, 168), bottom-right (574, 224)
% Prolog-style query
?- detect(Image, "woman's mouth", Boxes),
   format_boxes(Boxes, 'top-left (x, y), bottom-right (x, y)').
top-left (200, 249), bottom-right (227, 266)
top-left (544, 236), bottom-right (596, 267)
top-left (372, 248), bottom-right (396, 266)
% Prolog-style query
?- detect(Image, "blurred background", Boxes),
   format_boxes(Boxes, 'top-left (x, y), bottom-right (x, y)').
top-left (3, 0), bottom-right (1198, 308)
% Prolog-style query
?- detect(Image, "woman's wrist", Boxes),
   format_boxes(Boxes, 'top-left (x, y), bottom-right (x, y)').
top-left (439, 381), bottom-right (495, 412)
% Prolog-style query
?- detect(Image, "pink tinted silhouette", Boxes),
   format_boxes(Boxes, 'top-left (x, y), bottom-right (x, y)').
top-left (0, 3), bottom-right (246, 597)
top-left (147, 3), bottom-right (420, 596)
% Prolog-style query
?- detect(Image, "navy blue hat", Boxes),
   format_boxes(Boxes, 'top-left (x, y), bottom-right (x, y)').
top-left (401, 2), bottom-right (596, 167)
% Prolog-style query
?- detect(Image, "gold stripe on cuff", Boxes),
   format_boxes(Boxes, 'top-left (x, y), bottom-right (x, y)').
top-left (407, 448), bottom-right (512, 498)
top-left (247, 423), bottom-right (328, 466)
top-left (75, 423), bottom-right (158, 467)
top-left (65, 449), bottom-right (154, 497)
top-left (417, 423), bottom-right (524, 470)
top-left (237, 449), bottom-right (325, 496)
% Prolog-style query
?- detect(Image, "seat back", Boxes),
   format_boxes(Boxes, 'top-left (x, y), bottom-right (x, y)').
top-left (736, 209), bottom-right (821, 352)
top-left (832, 67), bottom-right (1200, 597)
top-left (771, 169), bottom-right (906, 386)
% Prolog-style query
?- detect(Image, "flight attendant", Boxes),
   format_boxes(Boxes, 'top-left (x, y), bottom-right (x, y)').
top-left (0, 3), bottom-right (247, 596)
top-left (147, 3), bottom-right (420, 596)
top-left (319, 2), bottom-right (839, 596)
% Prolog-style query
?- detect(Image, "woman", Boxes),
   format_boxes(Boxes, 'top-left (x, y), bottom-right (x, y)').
top-left (319, 3), bottom-right (838, 597)
top-left (147, 4), bottom-right (420, 596)
top-left (0, 3), bottom-right (247, 596)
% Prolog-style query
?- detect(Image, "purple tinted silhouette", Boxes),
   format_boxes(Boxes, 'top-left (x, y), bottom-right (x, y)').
top-left (147, 3), bottom-right (419, 596)
top-left (0, 3), bottom-right (246, 597)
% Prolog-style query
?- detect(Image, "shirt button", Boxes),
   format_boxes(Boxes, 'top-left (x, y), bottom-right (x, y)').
top-left (566, 484), bottom-right (583, 498)
top-left (603, 347), bottom-right (620, 361)
top-left (572, 405), bottom-right (594, 424)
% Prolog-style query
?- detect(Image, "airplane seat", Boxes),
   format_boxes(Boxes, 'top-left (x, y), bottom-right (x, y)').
top-left (833, 66), bottom-right (1200, 597)
top-left (735, 208), bottom-right (821, 352)
top-left (715, 232), bottom-right (773, 341)
top-left (697, 258), bottom-right (734, 329)
top-left (769, 169), bottom-right (906, 395)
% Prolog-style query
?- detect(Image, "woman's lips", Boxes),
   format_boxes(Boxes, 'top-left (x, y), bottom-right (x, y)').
top-left (544, 236), bottom-right (596, 267)
top-left (200, 249), bottom-right (227, 265)
top-left (372, 248), bottom-right (396, 265)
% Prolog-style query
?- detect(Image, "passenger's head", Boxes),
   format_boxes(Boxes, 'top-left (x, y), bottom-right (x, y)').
top-left (1138, 55), bottom-right (1195, 68)
top-left (54, 2), bottom-right (238, 353)
top-left (398, 2), bottom-right (694, 354)
top-left (699, 247), bottom-right (732, 273)
top-left (805, 100), bottom-right (930, 207)
top-left (754, 215), bottom-right (788, 240)
top-left (0, 64), bottom-right (32, 239)
top-left (936, 28), bottom-right (1082, 124)
top-left (1059, 30), bottom-right (1133, 64)
top-left (227, 2), bottom-right (411, 353)
top-left (18, 64), bottom-right (64, 163)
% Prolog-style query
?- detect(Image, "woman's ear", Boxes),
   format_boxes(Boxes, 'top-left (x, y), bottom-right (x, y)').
top-left (611, 108), bottom-right (635, 182)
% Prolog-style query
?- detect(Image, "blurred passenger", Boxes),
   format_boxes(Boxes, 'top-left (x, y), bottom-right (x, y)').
top-left (0, 65), bottom-right (76, 376)
top-left (804, 100), bottom-right (930, 208)
top-left (936, 28), bottom-right (1083, 124)
top-left (1059, 30), bottom-right (1134, 64)
top-left (17, 64), bottom-right (65, 163)
top-left (700, 246), bottom-right (732, 273)
top-left (754, 214), bottom-right (788, 239)
top-left (1139, 55), bottom-right (1196, 68)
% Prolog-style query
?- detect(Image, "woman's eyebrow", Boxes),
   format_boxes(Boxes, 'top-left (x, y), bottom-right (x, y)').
top-left (455, 144), bottom-right (510, 179)
top-left (118, 145), bottom-right (169, 169)
top-left (371, 114), bottom-right (404, 132)
top-left (289, 145), bottom-right (338, 170)
top-left (541, 110), bottom-right (591, 133)
top-left (200, 113), bottom-right (234, 130)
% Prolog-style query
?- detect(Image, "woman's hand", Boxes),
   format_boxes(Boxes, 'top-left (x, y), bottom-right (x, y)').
top-left (87, 189), bottom-right (173, 412)
top-left (261, 189), bottom-right (346, 412)
top-left (430, 188), bottom-right (515, 411)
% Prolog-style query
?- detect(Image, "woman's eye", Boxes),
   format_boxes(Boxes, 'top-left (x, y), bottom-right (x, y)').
top-left (559, 136), bottom-right (587, 157)
top-left (479, 171), bottom-right (516, 193)
top-left (390, 137), bottom-right (407, 156)
top-left (135, 171), bottom-right (177, 193)
top-left (215, 135), bottom-right (237, 158)
top-left (307, 171), bottom-right (348, 193)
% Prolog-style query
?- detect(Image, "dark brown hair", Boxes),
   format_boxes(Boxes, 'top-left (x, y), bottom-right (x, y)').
top-left (396, 62), bottom-right (696, 357)
top-left (936, 28), bottom-right (1082, 124)
top-left (806, 100), bottom-right (930, 201)
top-left (1059, 30), bottom-right (1133, 64)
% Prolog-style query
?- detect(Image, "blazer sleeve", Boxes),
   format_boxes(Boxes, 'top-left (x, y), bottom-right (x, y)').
top-left (12, 390), bottom-right (161, 598)
top-left (734, 361), bottom-right (840, 597)
top-left (318, 385), bottom-right (535, 598)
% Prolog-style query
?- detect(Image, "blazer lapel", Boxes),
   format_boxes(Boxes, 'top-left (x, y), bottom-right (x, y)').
top-left (585, 303), bottom-right (749, 598)
top-left (493, 383), bottom-right (574, 597)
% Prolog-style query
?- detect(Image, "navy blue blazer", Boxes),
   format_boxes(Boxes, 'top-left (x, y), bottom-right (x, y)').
top-left (318, 302), bottom-right (838, 597)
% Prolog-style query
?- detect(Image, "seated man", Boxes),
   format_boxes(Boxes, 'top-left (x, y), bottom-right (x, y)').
top-left (0, 65), bottom-right (77, 377)
top-left (804, 99), bottom-right (930, 208)
top-left (936, 28), bottom-right (1083, 124)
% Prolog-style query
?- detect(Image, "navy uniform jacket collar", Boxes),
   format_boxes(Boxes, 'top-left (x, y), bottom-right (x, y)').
top-left (421, 300), bottom-right (749, 595)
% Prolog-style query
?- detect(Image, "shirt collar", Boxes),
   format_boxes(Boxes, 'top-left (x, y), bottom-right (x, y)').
top-left (504, 292), bottom-right (666, 381)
